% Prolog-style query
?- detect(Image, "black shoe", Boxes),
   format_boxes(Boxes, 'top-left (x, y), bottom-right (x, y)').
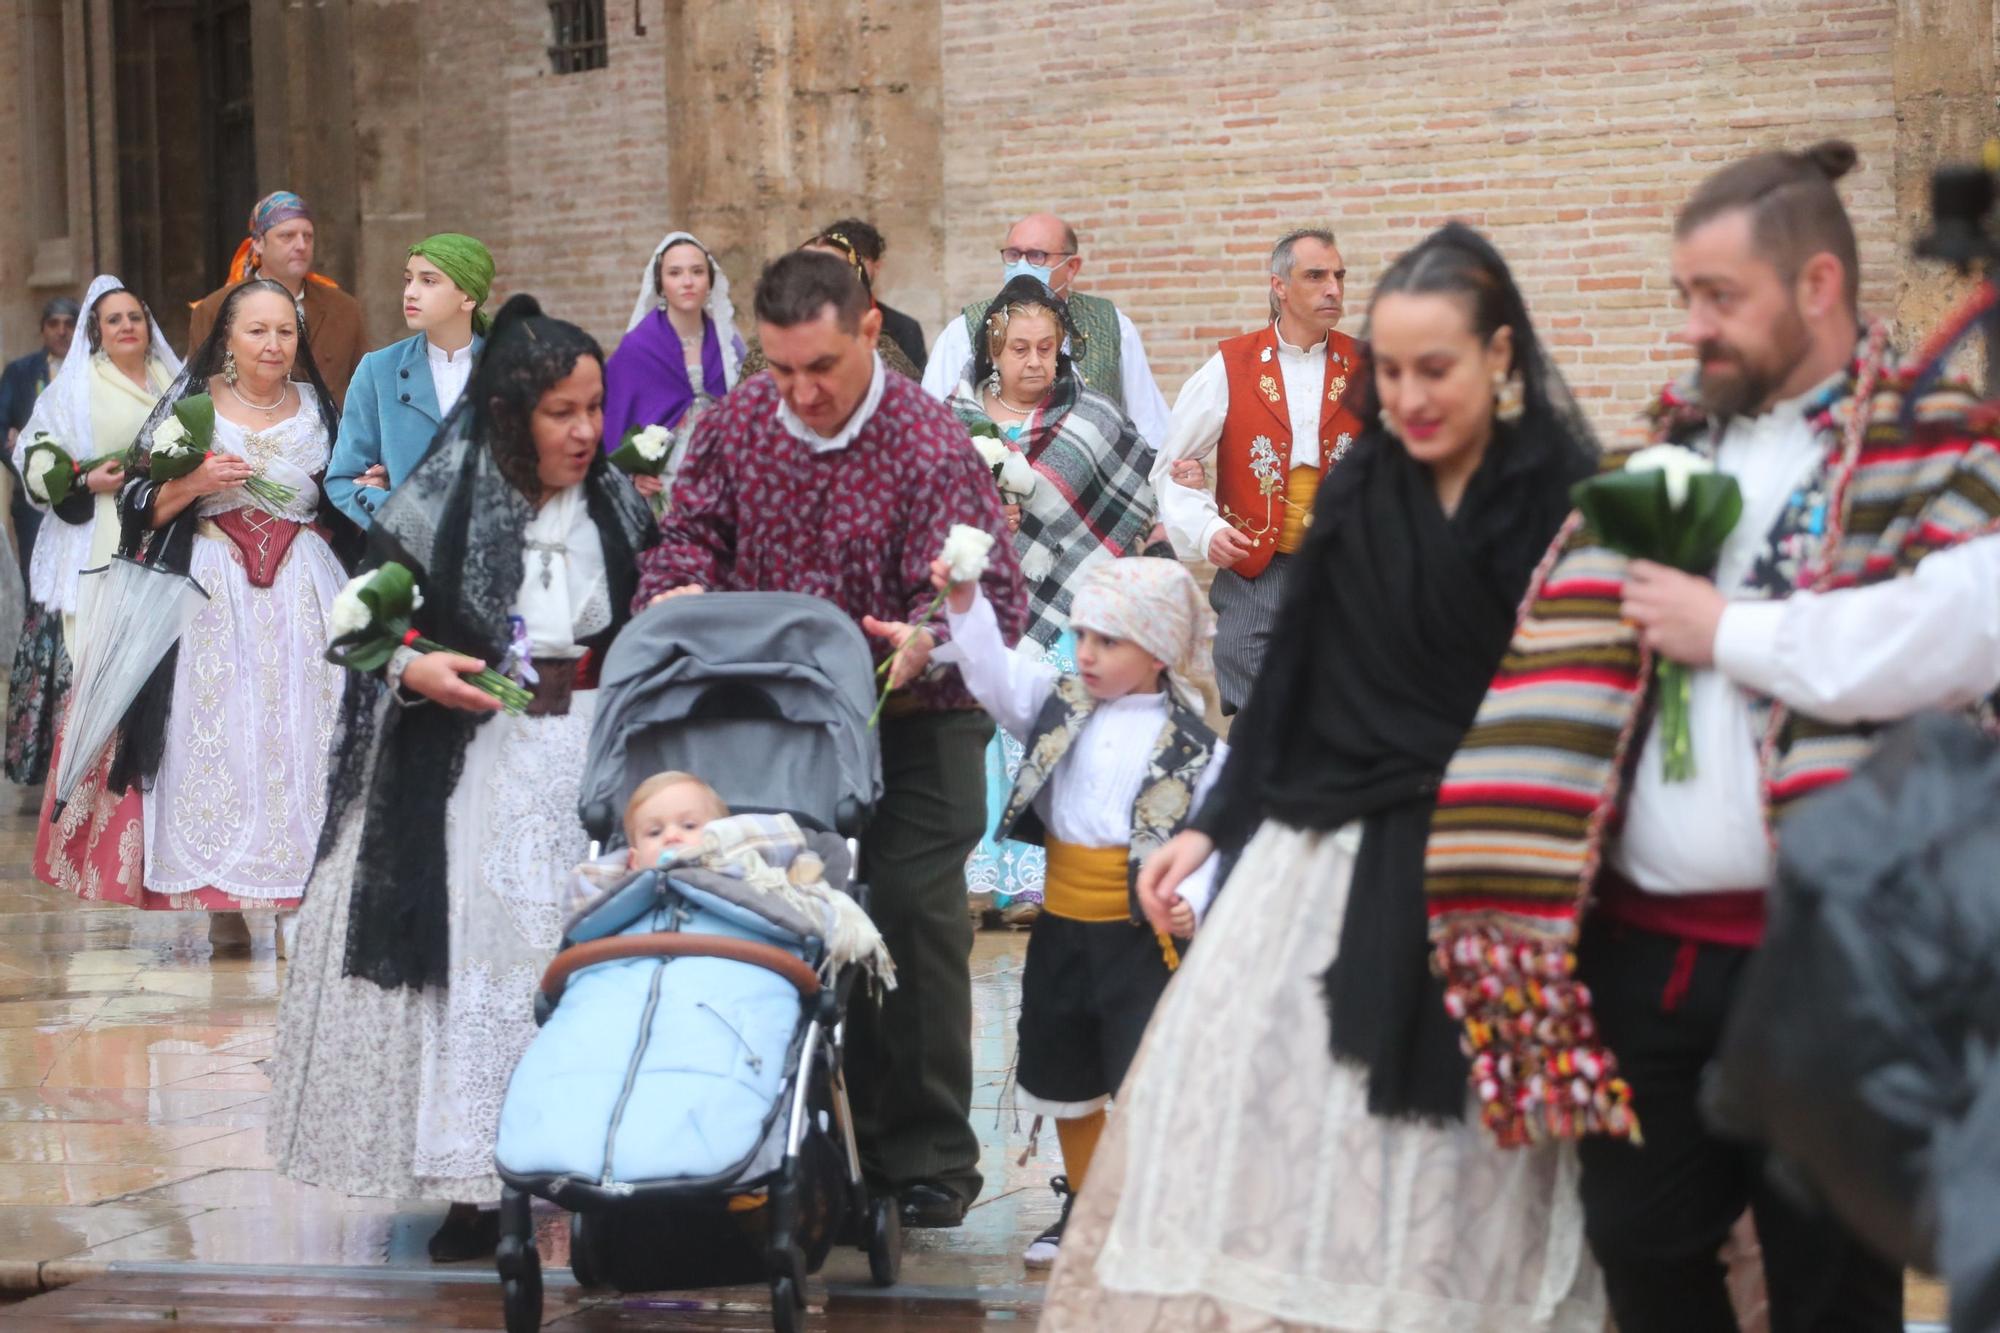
top-left (1022, 1175), bottom-right (1074, 1269)
top-left (898, 1182), bottom-right (968, 1229)
top-left (428, 1202), bottom-right (501, 1263)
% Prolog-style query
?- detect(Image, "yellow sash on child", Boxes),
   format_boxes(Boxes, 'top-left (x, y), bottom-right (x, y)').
top-left (1044, 838), bottom-right (1180, 970)
top-left (1277, 464), bottom-right (1322, 554)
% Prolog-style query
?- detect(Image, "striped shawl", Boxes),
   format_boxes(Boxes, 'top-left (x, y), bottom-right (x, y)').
top-left (951, 374), bottom-right (1157, 648)
top-left (1424, 335), bottom-right (2000, 1148)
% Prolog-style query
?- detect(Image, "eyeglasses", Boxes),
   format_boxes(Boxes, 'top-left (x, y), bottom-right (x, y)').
top-left (1000, 248), bottom-right (1074, 266)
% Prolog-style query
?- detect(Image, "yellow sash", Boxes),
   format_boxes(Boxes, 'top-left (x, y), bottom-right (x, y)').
top-left (1043, 839), bottom-right (1131, 922)
top-left (1044, 837), bottom-right (1180, 970)
top-left (1276, 464), bottom-right (1321, 553)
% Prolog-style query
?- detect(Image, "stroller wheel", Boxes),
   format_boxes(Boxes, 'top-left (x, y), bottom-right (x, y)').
top-left (567, 1212), bottom-right (599, 1289)
top-left (497, 1186), bottom-right (542, 1332)
top-left (501, 1265), bottom-right (543, 1333)
top-left (866, 1193), bottom-right (902, 1287)
top-left (770, 1274), bottom-right (804, 1333)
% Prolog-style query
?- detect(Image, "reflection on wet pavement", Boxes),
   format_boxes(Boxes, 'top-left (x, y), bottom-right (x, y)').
top-left (0, 788), bottom-right (1058, 1324)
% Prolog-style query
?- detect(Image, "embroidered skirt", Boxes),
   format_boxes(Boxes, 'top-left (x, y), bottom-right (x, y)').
top-left (272, 694), bottom-right (597, 1203)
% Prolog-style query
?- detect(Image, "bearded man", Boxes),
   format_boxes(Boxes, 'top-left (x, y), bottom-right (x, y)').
top-left (1428, 141), bottom-right (2000, 1333)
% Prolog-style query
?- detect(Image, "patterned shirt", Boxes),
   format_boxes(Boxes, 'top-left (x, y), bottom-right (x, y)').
top-left (636, 370), bottom-right (1028, 713)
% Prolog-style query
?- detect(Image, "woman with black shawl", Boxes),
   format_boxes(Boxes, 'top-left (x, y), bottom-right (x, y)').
top-left (270, 295), bottom-right (656, 1262)
top-left (948, 276), bottom-right (1158, 925)
top-left (1042, 226), bottom-right (1609, 1330)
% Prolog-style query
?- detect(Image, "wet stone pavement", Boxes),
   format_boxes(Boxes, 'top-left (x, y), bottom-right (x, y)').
top-left (0, 785), bottom-right (1056, 1329)
top-left (0, 781), bottom-right (1953, 1331)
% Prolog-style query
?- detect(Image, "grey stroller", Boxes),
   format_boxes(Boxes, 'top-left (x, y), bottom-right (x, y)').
top-left (492, 592), bottom-right (899, 1333)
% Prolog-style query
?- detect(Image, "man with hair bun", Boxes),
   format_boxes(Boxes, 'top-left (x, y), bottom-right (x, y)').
top-left (1430, 139), bottom-right (2000, 1332)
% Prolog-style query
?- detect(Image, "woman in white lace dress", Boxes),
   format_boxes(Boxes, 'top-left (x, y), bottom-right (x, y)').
top-left (1041, 227), bottom-right (1608, 1331)
top-left (269, 295), bottom-right (656, 1263)
top-left (65, 279), bottom-right (346, 951)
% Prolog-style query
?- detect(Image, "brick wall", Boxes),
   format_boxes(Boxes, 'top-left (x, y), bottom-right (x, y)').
top-left (482, 0), bottom-right (673, 348)
top-left (938, 0), bottom-right (1904, 442)
top-left (349, 0), bottom-right (673, 350)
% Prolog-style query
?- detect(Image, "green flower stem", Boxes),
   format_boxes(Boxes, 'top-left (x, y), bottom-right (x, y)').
top-left (243, 475), bottom-right (298, 509)
top-left (868, 586), bottom-right (951, 728)
top-left (407, 635), bottom-right (532, 715)
top-left (1657, 660), bottom-right (1695, 782)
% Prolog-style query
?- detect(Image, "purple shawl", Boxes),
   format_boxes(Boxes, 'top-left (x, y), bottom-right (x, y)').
top-left (602, 310), bottom-right (732, 450)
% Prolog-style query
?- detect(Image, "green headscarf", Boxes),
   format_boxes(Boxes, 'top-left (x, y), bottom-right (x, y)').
top-left (407, 233), bottom-right (496, 335)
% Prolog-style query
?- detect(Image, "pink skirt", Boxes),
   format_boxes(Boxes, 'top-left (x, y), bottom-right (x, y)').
top-left (35, 723), bottom-right (299, 912)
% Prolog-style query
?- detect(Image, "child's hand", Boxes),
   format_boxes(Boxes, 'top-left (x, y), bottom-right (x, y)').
top-left (928, 556), bottom-right (977, 614)
top-left (1167, 896), bottom-right (1196, 939)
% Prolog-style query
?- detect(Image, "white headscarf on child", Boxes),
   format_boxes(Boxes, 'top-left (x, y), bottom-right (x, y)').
top-left (1067, 557), bottom-right (1216, 712)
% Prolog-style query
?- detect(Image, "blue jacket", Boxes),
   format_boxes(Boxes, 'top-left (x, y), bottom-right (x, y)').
top-left (327, 332), bottom-right (481, 527)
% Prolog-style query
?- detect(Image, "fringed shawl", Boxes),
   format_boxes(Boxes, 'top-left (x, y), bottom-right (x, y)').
top-left (1425, 336), bottom-right (2000, 1148)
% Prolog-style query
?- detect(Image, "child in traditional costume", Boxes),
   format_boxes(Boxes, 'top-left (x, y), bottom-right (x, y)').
top-left (927, 555), bottom-right (1226, 1268)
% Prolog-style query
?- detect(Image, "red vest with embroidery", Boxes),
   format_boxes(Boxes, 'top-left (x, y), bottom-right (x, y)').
top-left (1213, 325), bottom-right (1369, 579)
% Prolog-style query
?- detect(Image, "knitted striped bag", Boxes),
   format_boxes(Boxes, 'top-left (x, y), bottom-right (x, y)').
top-left (1424, 334), bottom-right (2000, 1148)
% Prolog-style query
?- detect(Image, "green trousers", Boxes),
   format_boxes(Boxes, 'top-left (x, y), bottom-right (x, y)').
top-left (847, 708), bottom-right (992, 1205)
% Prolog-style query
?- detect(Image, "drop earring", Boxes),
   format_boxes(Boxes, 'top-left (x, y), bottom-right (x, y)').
top-left (1493, 370), bottom-right (1524, 423)
top-left (222, 349), bottom-right (240, 386)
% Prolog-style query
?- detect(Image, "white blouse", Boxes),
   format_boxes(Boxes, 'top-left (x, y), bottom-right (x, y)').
top-left (939, 591), bottom-right (1229, 919)
top-left (517, 483), bottom-right (610, 657)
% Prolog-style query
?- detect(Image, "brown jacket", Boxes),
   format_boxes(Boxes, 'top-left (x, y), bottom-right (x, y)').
top-left (187, 278), bottom-right (369, 409)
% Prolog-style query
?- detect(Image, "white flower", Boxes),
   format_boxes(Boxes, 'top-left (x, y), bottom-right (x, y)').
top-left (152, 416), bottom-right (191, 454)
top-left (328, 574), bottom-right (375, 639)
top-left (970, 433), bottom-right (1010, 471)
top-left (1623, 443), bottom-right (1713, 509)
top-left (939, 523), bottom-right (995, 584)
top-left (998, 452), bottom-right (1037, 500)
top-left (630, 424), bottom-right (671, 463)
top-left (22, 448), bottom-right (57, 504)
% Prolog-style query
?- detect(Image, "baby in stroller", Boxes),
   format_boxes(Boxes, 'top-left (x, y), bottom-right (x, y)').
top-left (623, 771), bottom-right (729, 868)
top-left (491, 590), bottom-right (904, 1333)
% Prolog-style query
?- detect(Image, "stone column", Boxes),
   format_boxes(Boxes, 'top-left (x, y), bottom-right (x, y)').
top-left (662, 0), bottom-right (946, 333)
top-left (1891, 0), bottom-right (2000, 345)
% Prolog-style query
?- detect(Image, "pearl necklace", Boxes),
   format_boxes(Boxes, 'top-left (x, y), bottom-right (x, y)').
top-left (228, 380), bottom-right (288, 414)
top-left (986, 388), bottom-right (1044, 417)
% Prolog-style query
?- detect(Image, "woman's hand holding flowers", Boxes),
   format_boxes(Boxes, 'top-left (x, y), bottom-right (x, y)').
top-left (83, 459), bottom-right (125, 495)
top-left (400, 652), bottom-right (507, 713)
top-left (188, 452), bottom-right (254, 495)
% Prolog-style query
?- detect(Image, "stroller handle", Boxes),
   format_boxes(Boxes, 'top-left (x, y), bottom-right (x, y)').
top-left (540, 932), bottom-right (823, 1003)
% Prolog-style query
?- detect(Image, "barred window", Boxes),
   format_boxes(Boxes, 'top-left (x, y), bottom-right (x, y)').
top-left (547, 0), bottom-right (607, 74)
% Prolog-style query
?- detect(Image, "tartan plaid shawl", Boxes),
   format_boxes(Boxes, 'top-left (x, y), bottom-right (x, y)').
top-left (1424, 335), bottom-right (2000, 1149)
top-left (952, 373), bottom-right (1158, 648)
